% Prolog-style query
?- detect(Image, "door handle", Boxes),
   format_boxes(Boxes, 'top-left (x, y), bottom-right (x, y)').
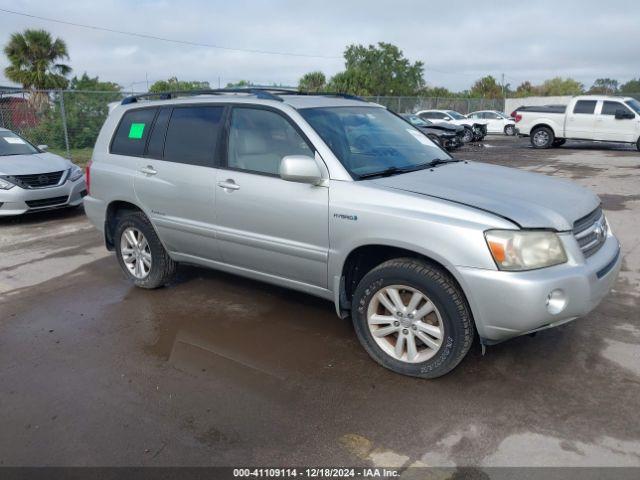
top-left (217, 180), bottom-right (240, 191)
top-left (140, 165), bottom-right (157, 176)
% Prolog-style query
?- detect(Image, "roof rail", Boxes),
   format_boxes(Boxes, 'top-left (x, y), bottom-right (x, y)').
top-left (120, 87), bottom-right (292, 105)
top-left (120, 87), bottom-right (368, 105)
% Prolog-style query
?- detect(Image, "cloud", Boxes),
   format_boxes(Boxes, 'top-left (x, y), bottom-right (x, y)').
top-left (0, 0), bottom-right (638, 91)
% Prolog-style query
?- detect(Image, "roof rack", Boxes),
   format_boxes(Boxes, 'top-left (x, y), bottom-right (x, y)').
top-left (121, 87), bottom-right (368, 105)
top-left (121, 87), bottom-right (294, 105)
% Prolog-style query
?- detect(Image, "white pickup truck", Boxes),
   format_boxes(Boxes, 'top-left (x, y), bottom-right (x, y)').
top-left (515, 95), bottom-right (640, 150)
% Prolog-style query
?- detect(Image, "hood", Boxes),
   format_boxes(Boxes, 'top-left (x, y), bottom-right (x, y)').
top-left (416, 126), bottom-right (456, 137)
top-left (0, 152), bottom-right (72, 176)
top-left (423, 123), bottom-right (464, 133)
top-left (371, 162), bottom-right (600, 231)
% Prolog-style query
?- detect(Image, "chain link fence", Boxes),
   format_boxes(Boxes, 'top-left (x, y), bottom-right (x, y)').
top-left (0, 89), bottom-right (137, 165)
top-left (4, 90), bottom-right (637, 166)
top-left (362, 96), bottom-right (505, 114)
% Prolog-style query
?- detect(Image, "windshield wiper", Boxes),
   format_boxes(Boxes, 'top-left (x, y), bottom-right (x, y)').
top-left (427, 158), bottom-right (460, 168)
top-left (357, 162), bottom-right (433, 179)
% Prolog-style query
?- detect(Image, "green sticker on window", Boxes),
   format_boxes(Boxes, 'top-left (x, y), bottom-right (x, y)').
top-left (128, 123), bottom-right (145, 139)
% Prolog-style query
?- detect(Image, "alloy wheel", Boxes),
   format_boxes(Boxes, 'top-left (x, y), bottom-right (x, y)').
top-left (533, 130), bottom-right (549, 147)
top-left (120, 227), bottom-right (152, 279)
top-left (367, 285), bottom-right (444, 363)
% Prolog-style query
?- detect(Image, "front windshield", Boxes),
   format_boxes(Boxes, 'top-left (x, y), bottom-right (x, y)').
top-left (625, 99), bottom-right (640, 114)
top-left (0, 131), bottom-right (39, 156)
top-left (300, 106), bottom-right (451, 178)
top-left (446, 111), bottom-right (466, 120)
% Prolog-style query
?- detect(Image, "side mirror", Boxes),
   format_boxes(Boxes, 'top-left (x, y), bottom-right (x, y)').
top-left (37, 144), bottom-right (49, 151)
top-left (279, 155), bottom-right (323, 185)
top-left (615, 109), bottom-right (634, 120)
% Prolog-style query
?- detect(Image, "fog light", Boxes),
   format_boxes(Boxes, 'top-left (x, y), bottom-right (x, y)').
top-left (546, 289), bottom-right (567, 315)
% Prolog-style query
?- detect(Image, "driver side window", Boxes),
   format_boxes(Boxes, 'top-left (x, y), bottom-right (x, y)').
top-left (227, 107), bottom-right (314, 176)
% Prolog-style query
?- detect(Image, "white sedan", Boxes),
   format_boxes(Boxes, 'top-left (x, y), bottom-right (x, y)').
top-left (467, 110), bottom-right (516, 135)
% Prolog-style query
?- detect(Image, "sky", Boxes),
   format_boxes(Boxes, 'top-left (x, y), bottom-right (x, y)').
top-left (0, 0), bottom-right (639, 92)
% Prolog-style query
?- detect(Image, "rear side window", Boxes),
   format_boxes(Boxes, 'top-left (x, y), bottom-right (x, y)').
top-left (601, 101), bottom-right (630, 116)
top-left (111, 108), bottom-right (158, 156)
top-left (163, 106), bottom-right (224, 167)
top-left (573, 100), bottom-right (596, 114)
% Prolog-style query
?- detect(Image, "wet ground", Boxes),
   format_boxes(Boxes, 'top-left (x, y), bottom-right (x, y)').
top-left (1, 136), bottom-right (639, 468)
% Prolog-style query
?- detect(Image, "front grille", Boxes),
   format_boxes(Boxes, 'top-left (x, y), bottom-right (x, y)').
top-left (11, 170), bottom-right (65, 189)
top-left (573, 207), bottom-right (607, 258)
top-left (25, 195), bottom-right (68, 208)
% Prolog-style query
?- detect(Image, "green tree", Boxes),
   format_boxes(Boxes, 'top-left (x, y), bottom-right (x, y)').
top-left (514, 81), bottom-right (539, 97)
top-left (30, 73), bottom-right (122, 149)
top-left (588, 78), bottom-right (619, 94)
top-left (620, 78), bottom-right (640, 94)
top-left (469, 75), bottom-right (504, 99)
top-left (149, 76), bottom-right (210, 92)
top-left (327, 42), bottom-right (424, 96)
top-left (539, 77), bottom-right (584, 96)
top-left (3, 29), bottom-right (71, 89)
top-left (298, 71), bottom-right (326, 92)
top-left (225, 80), bottom-right (254, 88)
top-left (416, 86), bottom-right (456, 98)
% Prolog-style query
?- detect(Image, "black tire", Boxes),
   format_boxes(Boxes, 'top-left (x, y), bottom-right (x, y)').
top-left (351, 258), bottom-right (474, 379)
top-left (530, 126), bottom-right (555, 148)
top-left (636, 137), bottom-right (640, 152)
top-left (504, 124), bottom-right (516, 136)
top-left (114, 211), bottom-right (176, 289)
top-left (552, 138), bottom-right (566, 147)
top-left (462, 127), bottom-right (474, 143)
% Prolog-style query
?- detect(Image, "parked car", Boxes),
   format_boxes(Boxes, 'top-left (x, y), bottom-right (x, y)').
top-left (514, 95), bottom-right (640, 150)
top-left (400, 114), bottom-right (463, 150)
top-left (467, 110), bottom-right (516, 135)
top-left (416, 109), bottom-right (488, 142)
top-left (0, 128), bottom-right (87, 216)
top-left (84, 89), bottom-right (621, 379)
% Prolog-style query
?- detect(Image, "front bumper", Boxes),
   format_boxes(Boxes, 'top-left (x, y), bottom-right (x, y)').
top-left (0, 177), bottom-right (87, 216)
top-left (457, 231), bottom-right (621, 342)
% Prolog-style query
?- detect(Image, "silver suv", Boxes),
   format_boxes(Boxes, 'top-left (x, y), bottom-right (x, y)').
top-left (84, 89), bottom-right (621, 378)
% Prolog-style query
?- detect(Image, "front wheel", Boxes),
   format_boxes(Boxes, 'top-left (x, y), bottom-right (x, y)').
top-left (530, 126), bottom-right (555, 148)
top-left (504, 124), bottom-right (516, 136)
top-left (115, 211), bottom-right (176, 288)
top-left (462, 127), bottom-right (474, 143)
top-left (636, 137), bottom-right (640, 152)
top-left (351, 258), bottom-right (474, 379)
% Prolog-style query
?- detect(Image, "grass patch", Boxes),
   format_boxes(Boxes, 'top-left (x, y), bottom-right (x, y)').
top-left (49, 147), bottom-right (93, 168)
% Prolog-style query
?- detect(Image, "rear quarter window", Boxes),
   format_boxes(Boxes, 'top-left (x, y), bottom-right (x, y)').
top-left (110, 108), bottom-right (158, 157)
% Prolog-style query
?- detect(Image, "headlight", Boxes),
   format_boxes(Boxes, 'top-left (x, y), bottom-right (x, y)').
top-left (485, 230), bottom-right (567, 271)
top-left (0, 177), bottom-right (15, 190)
top-left (69, 165), bottom-right (84, 182)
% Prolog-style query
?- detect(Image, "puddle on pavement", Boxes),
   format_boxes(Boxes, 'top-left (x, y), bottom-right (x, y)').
top-left (131, 265), bottom-right (364, 386)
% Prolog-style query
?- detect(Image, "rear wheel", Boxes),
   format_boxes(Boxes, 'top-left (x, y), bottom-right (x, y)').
top-left (504, 124), bottom-right (516, 136)
top-left (531, 126), bottom-right (554, 148)
top-left (636, 137), bottom-right (640, 152)
top-left (351, 258), bottom-right (474, 379)
top-left (115, 211), bottom-right (176, 288)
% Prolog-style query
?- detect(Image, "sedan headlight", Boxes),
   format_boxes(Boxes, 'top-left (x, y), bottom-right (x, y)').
top-left (68, 165), bottom-right (84, 182)
top-left (485, 230), bottom-right (567, 271)
top-left (0, 177), bottom-right (15, 190)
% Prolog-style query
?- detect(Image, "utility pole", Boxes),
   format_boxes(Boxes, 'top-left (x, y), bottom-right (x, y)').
top-left (501, 73), bottom-right (505, 98)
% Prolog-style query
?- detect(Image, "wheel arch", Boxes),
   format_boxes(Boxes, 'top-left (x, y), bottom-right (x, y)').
top-left (334, 243), bottom-right (479, 335)
top-left (104, 200), bottom-right (146, 250)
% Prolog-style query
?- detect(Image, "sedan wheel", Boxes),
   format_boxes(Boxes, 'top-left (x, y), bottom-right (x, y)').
top-left (462, 128), bottom-right (474, 143)
top-left (504, 125), bottom-right (516, 136)
top-left (120, 227), bottom-right (152, 279)
top-left (367, 285), bottom-right (444, 363)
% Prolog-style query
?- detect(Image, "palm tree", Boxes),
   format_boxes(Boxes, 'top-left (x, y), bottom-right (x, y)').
top-left (4, 29), bottom-right (71, 90)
